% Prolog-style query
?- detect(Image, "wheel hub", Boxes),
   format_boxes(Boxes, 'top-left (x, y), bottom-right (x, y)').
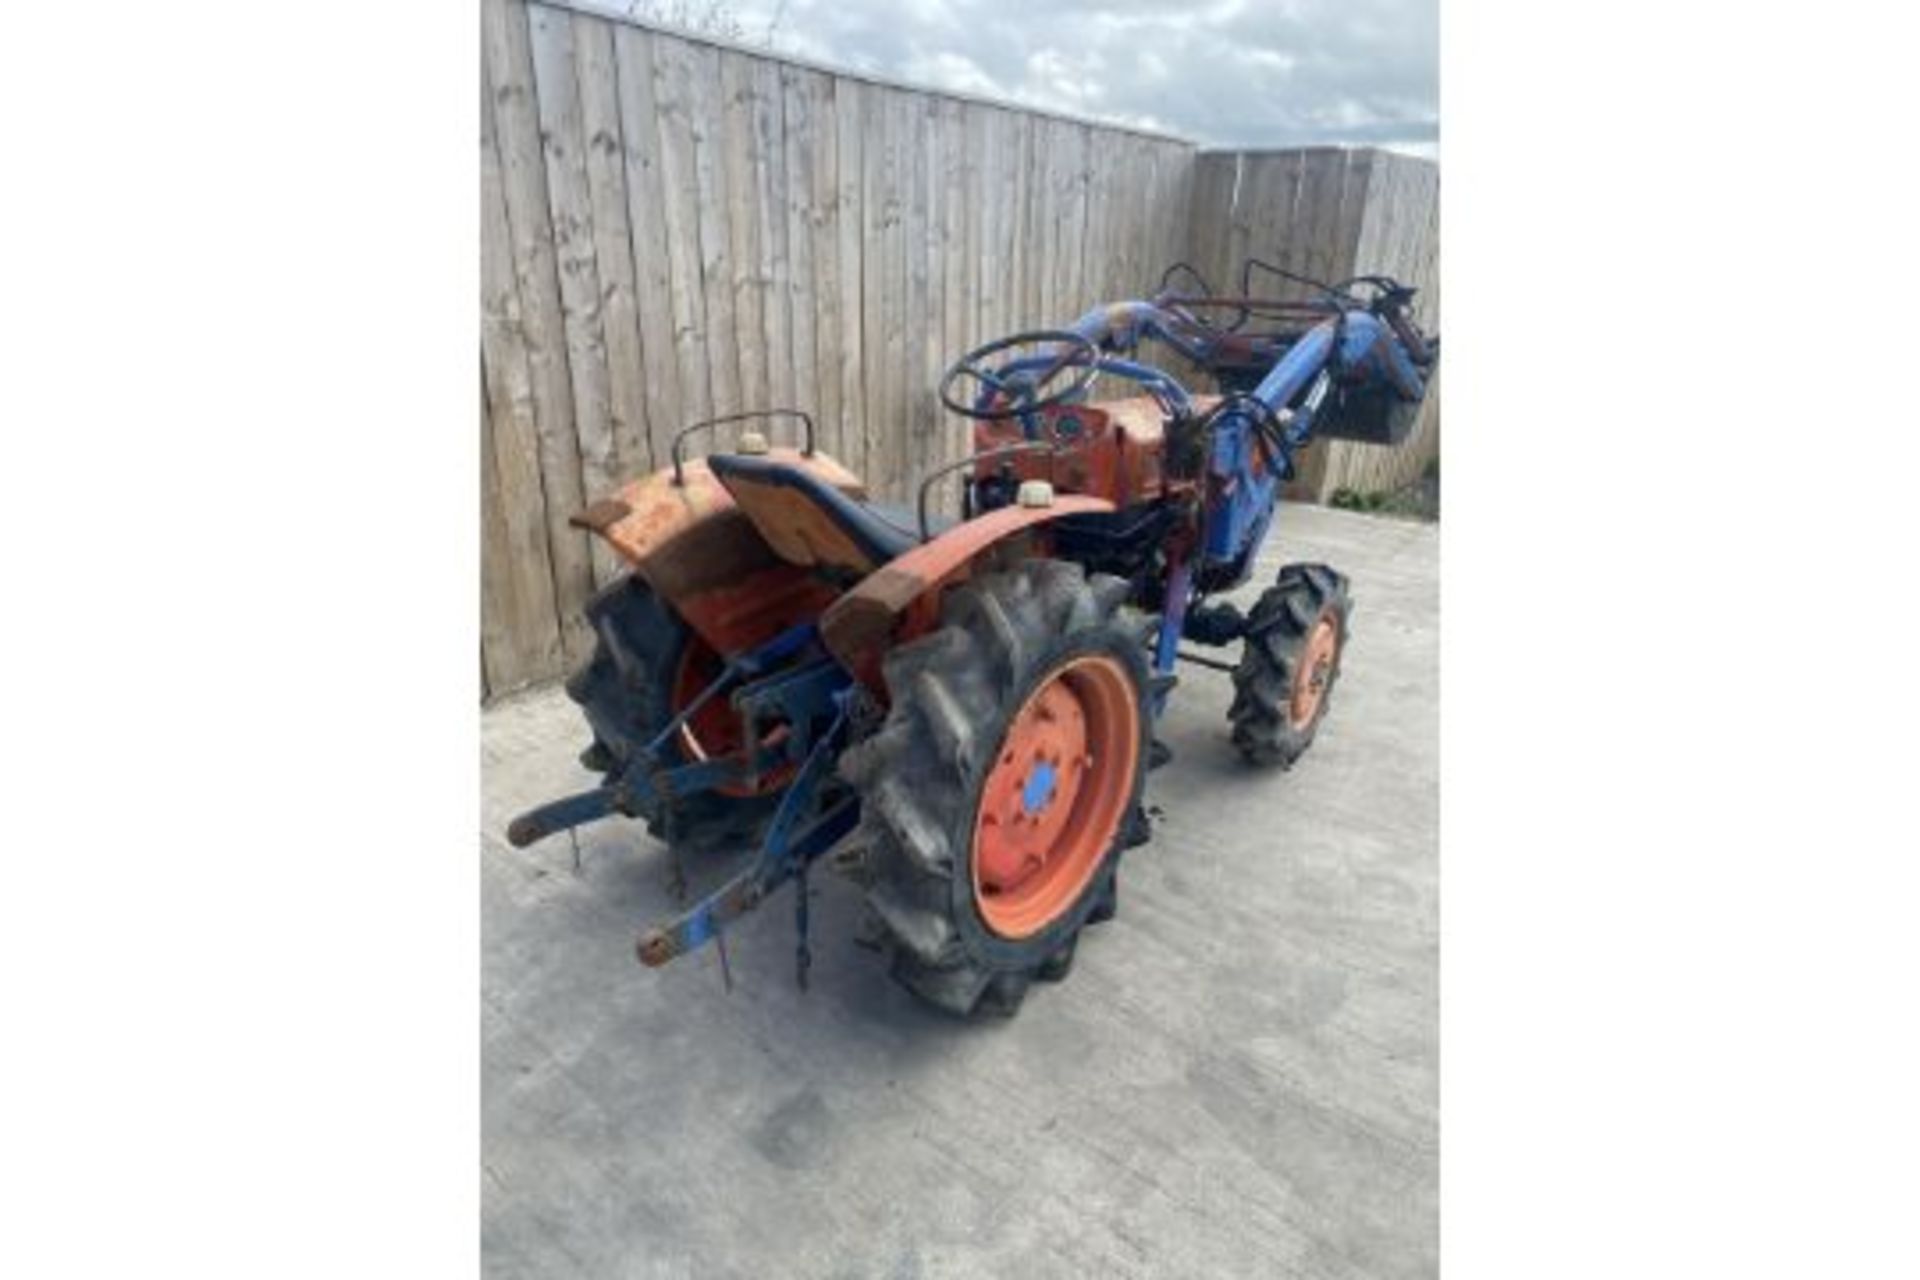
top-left (971, 655), bottom-right (1140, 939)
top-left (1021, 759), bottom-right (1059, 816)
top-left (1288, 614), bottom-right (1340, 729)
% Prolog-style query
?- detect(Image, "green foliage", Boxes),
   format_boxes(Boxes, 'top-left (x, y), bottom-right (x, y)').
top-left (1330, 487), bottom-right (1389, 512)
top-left (1329, 465), bottom-right (1441, 521)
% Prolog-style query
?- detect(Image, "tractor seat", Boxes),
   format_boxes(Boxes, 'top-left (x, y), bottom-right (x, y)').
top-left (708, 452), bottom-right (923, 575)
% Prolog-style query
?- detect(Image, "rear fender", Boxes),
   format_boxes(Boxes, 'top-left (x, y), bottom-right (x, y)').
top-left (570, 448), bottom-right (863, 655)
top-left (819, 495), bottom-right (1115, 684)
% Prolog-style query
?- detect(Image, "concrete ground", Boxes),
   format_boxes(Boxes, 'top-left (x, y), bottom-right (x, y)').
top-left (482, 504), bottom-right (1437, 1279)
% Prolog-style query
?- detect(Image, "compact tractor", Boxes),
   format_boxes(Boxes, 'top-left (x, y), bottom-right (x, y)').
top-left (506, 262), bottom-right (1438, 1016)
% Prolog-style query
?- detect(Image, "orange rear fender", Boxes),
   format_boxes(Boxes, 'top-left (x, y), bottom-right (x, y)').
top-left (819, 495), bottom-right (1114, 681)
top-left (568, 448), bottom-right (863, 654)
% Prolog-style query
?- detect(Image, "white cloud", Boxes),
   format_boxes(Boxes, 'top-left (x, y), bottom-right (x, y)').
top-left (614, 0), bottom-right (1438, 150)
top-left (1022, 48), bottom-right (1108, 109)
top-left (1238, 47), bottom-right (1299, 75)
top-left (901, 50), bottom-right (1004, 98)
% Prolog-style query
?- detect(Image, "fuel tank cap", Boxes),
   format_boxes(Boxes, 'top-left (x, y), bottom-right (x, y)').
top-left (1016, 479), bottom-right (1055, 508)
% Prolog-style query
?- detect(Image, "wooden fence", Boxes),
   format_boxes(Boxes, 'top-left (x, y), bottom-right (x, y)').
top-left (1186, 148), bottom-right (1441, 501)
top-left (481, 0), bottom-right (1438, 696)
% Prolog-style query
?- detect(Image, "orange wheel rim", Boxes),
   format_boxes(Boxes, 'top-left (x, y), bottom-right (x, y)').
top-left (1289, 613), bottom-right (1340, 729)
top-left (971, 654), bottom-right (1140, 939)
top-left (671, 639), bottom-right (792, 797)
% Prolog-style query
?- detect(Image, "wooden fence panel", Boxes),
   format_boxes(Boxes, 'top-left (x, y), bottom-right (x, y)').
top-left (832, 77), bottom-right (864, 475)
top-left (782, 65), bottom-right (820, 455)
top-left (753, 59), bottom-right (794, 423)
top-left (481, 2), bottom-right (1433, 694)
top-left (646, 31), bottom-right (713, 429)
top-left (902, 92), bottom-right (932, 499)
top-left (688, 45), bottom-right (739, 420)
top-left (610, 25), bottom-right (680, 469)
top-left (1321, 152), bottom-right (1442, 497)
top-left (717, 52), bottom-right (765, 418)
top-left (573, 20), bottom-right (648, 479)
top-left (934, 97), bottom-right (970, 505)
top-left (859, 86), bottom-right (898, 495)
top-left (481, 62), bottom-right (564, 691)
top-left (527, 8), bottom-right (620, 584)
top-left (481, 0), bottom-right (595, 671)
top-left (1181, 147), bottom-right (1438, 503)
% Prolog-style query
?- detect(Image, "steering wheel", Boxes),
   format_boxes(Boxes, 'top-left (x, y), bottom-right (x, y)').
top-left (938, 330), bottom-right (1101, 422)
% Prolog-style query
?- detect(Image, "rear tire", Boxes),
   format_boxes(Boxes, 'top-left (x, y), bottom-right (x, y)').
top-left (837, 561), bottom-right (1152, 1017)
top-left (566, 575), bottom-right (778, 851)
top-left (1228, 563), bottom-right (1351, 767)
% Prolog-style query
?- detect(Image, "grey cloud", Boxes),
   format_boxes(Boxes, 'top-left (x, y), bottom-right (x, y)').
top-left (692, 0), bottom-right (1437, 150)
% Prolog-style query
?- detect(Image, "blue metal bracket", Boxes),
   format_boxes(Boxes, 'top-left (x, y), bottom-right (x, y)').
top-left (505, 623), bottom-right (835, 850)
top-left (634, 702), bottom-right (858, 980)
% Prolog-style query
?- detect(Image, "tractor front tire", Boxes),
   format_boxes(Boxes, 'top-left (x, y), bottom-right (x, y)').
top-left (1228, 563), bottom-right (1352, 767)
top-left (838, 561), bottom-right (1152, 1018)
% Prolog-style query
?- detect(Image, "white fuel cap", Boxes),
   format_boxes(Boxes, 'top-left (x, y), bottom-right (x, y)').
top-left (736, 430), bottom-right (770, 456)
top-left (1016, 479), bottom-right (1055, 509)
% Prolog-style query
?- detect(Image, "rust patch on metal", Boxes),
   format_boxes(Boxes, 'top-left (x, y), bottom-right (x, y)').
top-left (636, 930), bottom-right (674, 967)
top-left (971, 395), bottom-right (1219, 507)
top-left (586, 448), bottom-right (862, 568)
top-left (568, 497), bottom-right (633, 533)
top-left (638, 509), bottom-right (783, 603)
top-left (577, 447), bottom-right (862, 610)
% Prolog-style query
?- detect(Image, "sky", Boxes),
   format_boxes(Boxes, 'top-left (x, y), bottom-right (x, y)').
top-left (603, 0), bottom-right (1437, 155)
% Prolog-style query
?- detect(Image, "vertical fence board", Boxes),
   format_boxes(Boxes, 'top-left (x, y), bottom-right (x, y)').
top-left (573, 17), bottom-right (649, 479)
top-left (783, 66), bottom-right (821, 443)
top-left (902, 94), bottom-right (931, 495)
top-left (610, 25), bottom-right (681, 467)
top-left (716, 52), bottom-right (763, 417)
top-left (481, 362), bottom-right (532, 695)
top-left (1321, 152), bottom-right (1441, 498)
top-left (857, 86), bottom-right (886, 488)
top-left (755, 58), bottom-right (795, 424)
top-left (1262, 151), bottom-right (1306, 296)
top-left (481, 64), bottom-right (565, 691)
top-left (920, 98), bottom-right (949, 497)
top-left (1014, 113), bottom-right (1043, 328)
top-left (482, 0), bottom-right (595, 668)
top-left (833, 77), bottom-right (864, 475)
top-left (1081, 129), bottom-right (1113, 306)
top-left (1198, 153), bottom-right (1239, 292)
top-left (647, 32), bottom-right (713, 426)
top-left (1284, 148), bottom-right (1356, 497)
top-left (1184, 153), bottom-right (1219, 289)
top-left (528, 7), bottom-right (620, 584)
top-left (938, 97), bottom-right (969, 501)
top-left (875, 90), bottom-right (909, 493)
top-left (969, 106), bottom-right (1000, 342)
top-left (1299, 149), bottom-right (1349, 289)
top-left (688, 44), bottom-right (739, 418)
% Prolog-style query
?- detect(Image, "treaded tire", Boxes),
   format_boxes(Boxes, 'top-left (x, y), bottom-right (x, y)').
top-left (565, 574), bottom-right (777, 851)
top-left (1228, 563), bottom-right (1352, 768)
top-left (837, 560), bottom-right (1152, 1018)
